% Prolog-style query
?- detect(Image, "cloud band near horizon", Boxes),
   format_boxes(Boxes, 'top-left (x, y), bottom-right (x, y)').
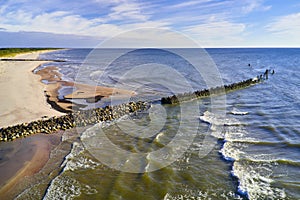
top-left (0, 0), bottom-right (300, 48)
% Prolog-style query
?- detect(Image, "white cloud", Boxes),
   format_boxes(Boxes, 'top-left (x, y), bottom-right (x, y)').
top-left (0, 10), bottom-right (121, 37)
top-left (0, 0), bottom-right (166, 39)
top-left (108, 2), bottom-right (149, 21)
top-left (184, 21), bottom-right (246, 46)
top-left (123, 21), bottom-right (170, 30)
top-left (0, 8), bottom-right (168, 40)
top-left (266, 12), bottom-right (300, 39)
top-left (241, 0), bottom-right (272, 14)
top-left (169, 0), bottom-right (212, 9)
top-left (1, 0), bottom-right (296, 47)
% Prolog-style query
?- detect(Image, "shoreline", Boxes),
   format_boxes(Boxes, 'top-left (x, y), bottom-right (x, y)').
top-left (0, 49), bottom-right (139, 198)
top-left (35, 65), bottom-right (136, 113)
top-left (0, 50), bottom-right (65, 198)
top-left (0, 50), bottom-right (64, 128)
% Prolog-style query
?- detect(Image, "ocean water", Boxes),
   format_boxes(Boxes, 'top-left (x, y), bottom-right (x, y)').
top-left (28, 48), bottom-right (300, 199)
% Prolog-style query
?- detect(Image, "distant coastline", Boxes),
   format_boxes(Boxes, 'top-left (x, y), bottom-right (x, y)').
top-left (0, 48), bottom-right (63, 58)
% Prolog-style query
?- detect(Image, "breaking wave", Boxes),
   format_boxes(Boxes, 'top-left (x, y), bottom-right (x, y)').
top-left (199, 110), bottom-right (287, 199)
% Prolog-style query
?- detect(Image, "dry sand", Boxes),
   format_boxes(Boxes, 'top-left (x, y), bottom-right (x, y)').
top-left (0, 50), bottom-right (135, 198)
top-left (0, 50), bottom-right (64, 198)
top-left (0, 51), bottom-right (64, 128)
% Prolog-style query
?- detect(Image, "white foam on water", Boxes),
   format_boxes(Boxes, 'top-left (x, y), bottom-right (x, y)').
top-left (232, 161), bottom-right (286, 199)
top-left (230, 108), bottom-right (249, 115)
top-left (61, 142), bottom-right (84, 168)
top-left (199, 111), bottom-right (245, 126)
top-left (59, 140), bottom-right (101, 172)
top-left (64, 156), bottom-right (100, 172)
top-left (43, 141), bottom-right (99, 199)
top-left (44, 130), bottom-right (103, 199)
top-left (43, 176), bottom-right (82, 200)
top-left (199, 111), bottom-right (248, 140)
top-left (154, 131), bottom-right (165, 143)
top-left (80, 114), bottom-right (131, 140)
top-left (220, 142), bottom-right (247, 161)
top-left (163, 187), bottom-right (243, 200)
top-left (61, 131), bottom-right (76, 142)
top-left (43, 175), bottom-right (97, 200)
top-left (222, 137), bottom-right (287, 199)
top-left (200, 110), bottom-right (287, 199)
top-left (80, 126), bottom-right (98, 140)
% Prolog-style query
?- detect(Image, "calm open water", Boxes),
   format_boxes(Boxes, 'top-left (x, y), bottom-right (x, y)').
top-left (18, 48), bottom-right (300, 199)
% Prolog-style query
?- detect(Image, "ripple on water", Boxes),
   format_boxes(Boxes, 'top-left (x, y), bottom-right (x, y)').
top-left (200, 109), bottom-right (291, 199)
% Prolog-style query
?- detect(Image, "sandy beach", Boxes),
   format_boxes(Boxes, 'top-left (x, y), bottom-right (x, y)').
top-left (36, 65), bottom-right (136, 112)
top-left (0, 133), bottom-right (62, 199)
top-left (0, 50), bottom-right (136, 199)
top-left (0, 50), bottom-right (64, 198)
top-left (0, 51), bottom-right (64, 128)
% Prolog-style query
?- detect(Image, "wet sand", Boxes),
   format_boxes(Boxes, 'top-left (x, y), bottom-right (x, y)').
top-left (0, 50), bottom-right (64, 199)
top-left (36, 66), bottom-right (135, 112)
top-left (0, 51), bottom-right (64, 128)
top-left (0, 133), bottom-right (62, 199)
top-left (0, 50), bottom-right (135, 199)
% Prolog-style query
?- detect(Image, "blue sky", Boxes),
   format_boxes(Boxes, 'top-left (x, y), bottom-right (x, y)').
top-left (0, 0), bottom-right (299, 47)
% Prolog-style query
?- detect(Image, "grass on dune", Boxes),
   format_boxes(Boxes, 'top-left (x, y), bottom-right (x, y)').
top-left (0, 48), bottom-right (61, 57)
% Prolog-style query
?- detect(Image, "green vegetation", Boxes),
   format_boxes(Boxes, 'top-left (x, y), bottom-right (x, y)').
top-left (0, 48), bottom-right (61, 57)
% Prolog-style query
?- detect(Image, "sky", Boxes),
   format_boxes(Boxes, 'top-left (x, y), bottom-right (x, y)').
top-left (0, 0), bottom-right (299, 48)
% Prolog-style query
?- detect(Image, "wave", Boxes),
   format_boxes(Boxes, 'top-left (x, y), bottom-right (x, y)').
top-left (200, 110), bottom-right (289, 199)
top-left (222, 141), bottom-right (288, 199)
top-left (43, 140), bottom-right (100, 199)
top-left (43, 175), bottom-right (97, 200)
top-left (220, 140), bottom-right (300, 165)
top-left (199, 111), bottom-right (246, 127)
top-left (43, 121), bottom-right (112, 199)
top-left (232, 161), bottom-right (286, 200)
top-left (163, 188), bottom-right (244, 200)
top-left (44, 115), bottom-right (142, 199)
top-left (229, 108), bottom-right (249, 115)
top-left (61, 142), bottom-right (100, 172)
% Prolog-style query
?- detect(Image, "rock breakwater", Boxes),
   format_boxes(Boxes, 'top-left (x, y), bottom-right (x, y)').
top-left (0, 101), bottom-right (149, 142)
top-left (0, 70), bottom-right (273, 142)
top-left (161, 71), bottom-right (271, 104)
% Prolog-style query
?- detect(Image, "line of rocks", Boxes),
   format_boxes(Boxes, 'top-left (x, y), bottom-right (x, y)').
top-left (0, 70), bottom-right (274, 142)
top-left (0, 101), bottom-right (149, 142)
top-left (161, 70), bottom-right (272, 104)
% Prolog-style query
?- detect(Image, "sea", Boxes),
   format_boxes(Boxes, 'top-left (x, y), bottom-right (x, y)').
top-left (17, 48), bottom-right (300, 199)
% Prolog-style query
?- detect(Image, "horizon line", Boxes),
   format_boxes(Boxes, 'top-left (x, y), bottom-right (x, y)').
top-left (1, 46), bottom-right (300, 49)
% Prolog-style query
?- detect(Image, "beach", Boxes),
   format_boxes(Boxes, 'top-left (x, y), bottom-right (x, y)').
top-left (0, 50), bottom-right (64, 198)
top-left (0, 50), bottom-right (141, 199)
top-left (0, 51), bottom-right (64, 128)
top-left (36, 65), bottom-right (136, 113)
top-left (0, 48), bottom-right (299, 199)
top-left (38, 48), bottom-right (299, 200)
top-left (0, 133), bottom-right (62, 199)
